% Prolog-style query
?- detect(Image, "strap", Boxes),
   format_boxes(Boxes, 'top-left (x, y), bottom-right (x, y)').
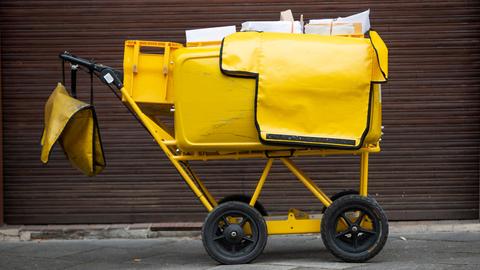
top-left (90, 70), bottom-right (94, 105)
top-left (70, 64), bottom-right (77, 98)
top-left (62, 60), bottom-right (65, 85)
top-left (369, 30), bottom-right (388, 82)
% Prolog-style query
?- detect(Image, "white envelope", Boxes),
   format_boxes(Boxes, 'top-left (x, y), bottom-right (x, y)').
top-left (241, 21), bottom-right (303, 33)
top-left (185, 25), bottom-right (236, 43)
top-left (310, 9), bottom-right (370, 34)
top-left (305, 23), bottom-right (358, 36)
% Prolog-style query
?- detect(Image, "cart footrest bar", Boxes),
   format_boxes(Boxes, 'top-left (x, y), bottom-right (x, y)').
top-left (265, 209), bottom-right (322, 235)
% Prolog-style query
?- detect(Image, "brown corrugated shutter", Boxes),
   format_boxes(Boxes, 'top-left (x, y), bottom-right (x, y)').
top-left (1, 1), bottom-right (478, 225)
top-left (0, 37), bottom-right (3, 225)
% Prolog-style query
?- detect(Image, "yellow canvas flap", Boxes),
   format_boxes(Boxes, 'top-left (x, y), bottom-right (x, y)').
top-left (221, 32), bottom-right (387, 148)
top-left (369, 30), bottom-right (388, 82)
top-left (220, 32), bottom-right (262, 74)
top-left (41, 83), bottom-right (105, 176)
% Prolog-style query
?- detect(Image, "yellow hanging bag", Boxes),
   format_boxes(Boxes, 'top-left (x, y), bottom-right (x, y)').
top-left (40, 83), bottom-right (105, 176)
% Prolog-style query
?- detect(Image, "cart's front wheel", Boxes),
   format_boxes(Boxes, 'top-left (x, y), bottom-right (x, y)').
top-left (321, 195), bottom-right (388, 262)
top-left (202, 201), bottom-right (267, 264)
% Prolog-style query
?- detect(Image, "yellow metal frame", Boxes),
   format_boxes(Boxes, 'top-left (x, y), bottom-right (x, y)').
top-left (119, 35), bottom-right (379, 234)
top-left (120, 85), bottom-right (375, 235)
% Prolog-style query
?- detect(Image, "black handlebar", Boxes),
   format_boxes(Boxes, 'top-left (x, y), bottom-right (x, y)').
top-left (59, 52), bottom-right (124, 89)
top-left (59, 52), bottom-right (101, 72)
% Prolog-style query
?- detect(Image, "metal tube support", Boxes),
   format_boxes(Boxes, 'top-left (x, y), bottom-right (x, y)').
top-left (250, 158), bottom-right (274, 208)
top-left (194, 175), bottom-right (218, 208)
top-left (360, 152), bottom-right (369, 197)
top-left (121, 88), bottom-right (214, 212)
top-left (183, 162), bottom-right (218, 208)
top-left (280, 158), bottom-right (332, 207)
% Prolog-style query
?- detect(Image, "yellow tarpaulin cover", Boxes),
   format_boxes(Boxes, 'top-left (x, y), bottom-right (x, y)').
top-left (41, 83), bottom-right (105, 176)
top-left (221, 31), bottom-right (388, 149)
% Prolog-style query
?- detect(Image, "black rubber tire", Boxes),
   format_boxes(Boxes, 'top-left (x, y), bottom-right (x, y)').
top-left (321, 190), bottom-right (359, 213)
top-left (322, 190), bottom-right (380, 213)
top-left (218, 194), bottom-right (268, 216)
top-left (321, 195), bottom-right (388, 263)
top-left (330, 190), bottom-right (359, 202)
top-left (202, 201), bottom-right (268, 264)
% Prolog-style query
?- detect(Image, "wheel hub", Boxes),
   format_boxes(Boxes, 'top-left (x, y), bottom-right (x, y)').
top-left (224, 224), bottom-right (244, 244)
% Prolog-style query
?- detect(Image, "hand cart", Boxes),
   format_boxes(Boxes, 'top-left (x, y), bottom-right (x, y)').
top-left (43, 31), bottom-right (389, 264)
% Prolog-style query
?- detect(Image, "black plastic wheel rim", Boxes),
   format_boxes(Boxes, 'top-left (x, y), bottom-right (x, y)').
top-left (331, 206), bottom-right (380, 253)
top-left (209, 209), bottom-right (260, 258)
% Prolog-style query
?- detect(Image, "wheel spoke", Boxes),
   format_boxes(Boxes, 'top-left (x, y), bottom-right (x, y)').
top-left (354, 212), bottom-right (366, 225)
top-left (242, 236), bottom-right (254, 243)
top-left (352, 233), bottom-right (358, 249)
top-left (239, 217), bottom-right (248, 227)
top-left (359, 228), bottom-right (377, 236)
top-left (340, 213), bottom-right (353, 227)
top-left (213, 234), bottom-right (225, 241)
top-left (221, 216), bottom-right (230, 226)
top-left (335, 230), bottom-right (351, 239)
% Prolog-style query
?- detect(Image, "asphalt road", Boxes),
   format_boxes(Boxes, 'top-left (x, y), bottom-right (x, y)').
top-left (0, 232), bottom-right (479, 270)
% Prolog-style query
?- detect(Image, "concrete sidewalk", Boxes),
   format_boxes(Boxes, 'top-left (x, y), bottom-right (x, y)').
top-left (0, 231), bottom-right (479, 270)
top-left (1, 220), bottom-right (480, 241)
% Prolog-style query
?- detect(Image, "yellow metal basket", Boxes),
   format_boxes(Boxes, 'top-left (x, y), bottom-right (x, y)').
top-left (123, 33), bottom-right (386, 152)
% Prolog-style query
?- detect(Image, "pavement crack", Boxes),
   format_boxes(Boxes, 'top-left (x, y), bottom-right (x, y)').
top-left (54, 246), bottom-right (105, 260)
top-left (402, 238), bottom-right (480, 243)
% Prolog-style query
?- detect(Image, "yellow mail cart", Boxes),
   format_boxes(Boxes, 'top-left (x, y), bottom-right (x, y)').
top-left (42, 30), bottom-right (389, 264)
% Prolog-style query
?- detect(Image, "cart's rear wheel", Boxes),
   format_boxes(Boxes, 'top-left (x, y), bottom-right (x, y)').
top-left (321, 195), bottom-right (388, 262)
top-left (322, 190), bottom-right (380, 213)
top-left (322, 190), bottom-right (359, 213)
top-left (218, 194), bottom-right (268, 216)
top-left (330, 190), bottom-right (359, 201)
top-left (202, 201), bottom-right (267, 264)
